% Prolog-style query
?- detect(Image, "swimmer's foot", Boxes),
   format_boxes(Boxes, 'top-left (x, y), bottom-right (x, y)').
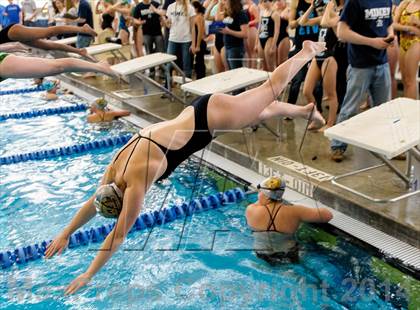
top-left (304, 103), bottom-right (325, 131)
top-left (97, 61), bottom-right (118, 78)
top-left (316, 124), bottom-right (331, 133)
top-left (302, 41), bottom-right (327, 57)
top-left (82, 24), bottom-right (97, 37)
top-left (79, 48), bottom-right (97, 62)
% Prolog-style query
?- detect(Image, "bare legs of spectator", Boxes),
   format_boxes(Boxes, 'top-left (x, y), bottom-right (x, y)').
top-left (133, 26), bottom-right (144, 57)
top-left (387, 40), bottom-right (399, 99)
top-left (244, 26), bottom-right (258, 68)
top-left (303, 57), bottom-right (338, 131)
top-left (399, 42), bottom-right (420, 99)
top-left (277, 37), bottom-right (290, 66)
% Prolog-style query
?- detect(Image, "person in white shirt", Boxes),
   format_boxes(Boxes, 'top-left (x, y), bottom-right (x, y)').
top-left (165, 0), bottom-right (195, 78)
top-left (21, 0), bottom-right (37, 26)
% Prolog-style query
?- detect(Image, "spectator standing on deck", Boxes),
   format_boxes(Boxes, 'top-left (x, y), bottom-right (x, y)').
top-left (165, 0), bottom-right (195, 78)
top-left (330, 0), bottom-right (394, 162)
top-left (0, 4), bottom-right (7, 29)
top-left (133, 0), bottom-right (164, 55)
top-left (191, 1), bottom-right (206, 78)
top-left (393, 0), bottom-right (420, 99)
top-left (219, 0), bottom-right (248, 70)
top-left (287, 0), bottom-right (321, 110)
top-left (21, 0), bottom-right (37, 27)
top-left (161, 0), bottom-right (175, 51)
top-left (3, 0), bottom-right (21, 27)
top-left (72, 0), bottom-right (94, 48)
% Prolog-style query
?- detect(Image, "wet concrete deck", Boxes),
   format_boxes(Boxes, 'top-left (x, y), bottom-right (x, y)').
top-left (58, 60), bottom-right (419, 249)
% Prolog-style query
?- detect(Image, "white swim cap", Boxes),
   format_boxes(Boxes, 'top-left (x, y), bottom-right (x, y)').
top-left (93, 183), bottom-right (123, 218)
top-left (257, 176), bottom-right (286, 201)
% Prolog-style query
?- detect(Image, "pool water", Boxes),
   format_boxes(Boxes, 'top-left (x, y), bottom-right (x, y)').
top-left (0, 112), bottom-right (135, 157)
top-left (0, 79), bottom-right (80, 114)
top-left (1, 80), bottom-right (419, 310)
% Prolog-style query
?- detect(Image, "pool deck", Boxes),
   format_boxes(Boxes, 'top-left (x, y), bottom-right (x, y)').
top-left (58, 68), bottom-right (419, 250)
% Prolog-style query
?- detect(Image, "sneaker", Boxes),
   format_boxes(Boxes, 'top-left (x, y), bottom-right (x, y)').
top-left (331, 149), bottom-right (345, 162)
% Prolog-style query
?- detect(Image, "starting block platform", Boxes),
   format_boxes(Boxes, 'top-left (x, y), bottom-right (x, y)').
top-left (325, 98), bottom-right (420, 202)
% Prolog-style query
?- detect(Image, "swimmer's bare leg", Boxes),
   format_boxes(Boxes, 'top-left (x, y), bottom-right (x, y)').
top-left (252, 101), bottom-right (325, 130)
top-left (207, 41), bottom-right (326, 132)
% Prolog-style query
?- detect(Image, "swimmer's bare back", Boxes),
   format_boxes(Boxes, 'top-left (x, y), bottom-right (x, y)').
top-left (101, 106), bottom-right (199, 191)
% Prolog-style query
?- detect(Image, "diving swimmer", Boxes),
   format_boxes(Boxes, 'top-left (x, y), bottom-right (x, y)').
top-left (44, 40), bottom-right (327, 295)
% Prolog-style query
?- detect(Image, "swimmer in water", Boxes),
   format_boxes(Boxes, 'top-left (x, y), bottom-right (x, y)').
top-left (45, 41), bottom-right (327, 295)
top-left (246, 176), bottom-right (333, 265)
top-left (87, 98), bottom-right (131, 123)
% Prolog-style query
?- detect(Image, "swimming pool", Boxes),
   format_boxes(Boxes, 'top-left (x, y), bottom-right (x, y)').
top-left (1, 79), bottom-right (418, 309)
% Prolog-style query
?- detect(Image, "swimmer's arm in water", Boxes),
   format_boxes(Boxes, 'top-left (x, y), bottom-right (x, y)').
top-left (64, 183), bottom-right (145, 295)
top-left (45, 165), bottom-right (114, 258)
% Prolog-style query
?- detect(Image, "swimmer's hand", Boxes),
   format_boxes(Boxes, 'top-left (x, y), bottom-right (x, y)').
top-left (44, 234), bottom-right (69, 258)
top-left (65, 273), bottom-right (92, 295)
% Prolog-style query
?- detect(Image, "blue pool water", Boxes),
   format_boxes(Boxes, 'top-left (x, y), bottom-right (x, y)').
top-left (0, 79), bottom-right (79, 114)
top-left (0, 111), bottom-right (134, 157)
top-left (0, 79), bottom-right (417, 309)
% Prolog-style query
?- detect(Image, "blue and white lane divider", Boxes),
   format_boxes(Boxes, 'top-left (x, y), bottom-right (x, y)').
top-left (0, 133), bottom-right (133, 165)
top-left (0, 85), bottom-right (45, 96)
top-left (0, 103), bottom-right (88, 121)
top-left (0, 188), bottom-right (248, 269)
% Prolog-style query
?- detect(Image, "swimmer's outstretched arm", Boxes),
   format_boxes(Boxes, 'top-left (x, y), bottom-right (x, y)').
top-left (0, 55), bottom-right (117, 79)
top-left (44, 196), bottom-right (97, 258)
top-left (45, 165), bottom-right (116, 258)
top-left (64, 184), bottom-right (145, 295)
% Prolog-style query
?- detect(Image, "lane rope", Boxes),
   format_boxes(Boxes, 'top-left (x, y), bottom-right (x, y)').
top-left (0, 188), bottom-right (248, 269)
top-left (0, 134), bottom-right (133, 165)
top-left (0, 85), bottom-right (45, 96)
top-left (0, 104), bottom-right (88, 121)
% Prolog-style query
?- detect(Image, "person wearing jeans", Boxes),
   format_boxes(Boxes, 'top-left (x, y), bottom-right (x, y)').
top-left (165, 0), bottom-right (195, 78)
top-left (133, 0), bottom-right (164, 55)
top-left (330, 0), bottom-right (393, 162)
top-left (167, 41), bottom-right (192, 76)
top-left (72, 0), bottom-right (94, 48)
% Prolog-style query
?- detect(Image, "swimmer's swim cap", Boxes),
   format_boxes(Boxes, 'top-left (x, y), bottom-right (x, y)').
top-left (257, 176), bottom-right (286, 201)
top-left (42, 80), bottom-right (56, 92)
top-left (91, 98), bottom-right (108, 110)
top-left (93, 183), bottom-right (123, 218)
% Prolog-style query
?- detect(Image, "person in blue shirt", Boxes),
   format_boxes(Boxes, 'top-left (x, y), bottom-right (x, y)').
top-left (0, 5), bottom-right (5, 28)
top-left (330, 0), bottom-right (394, 162)
top-left (3, 0), bottom-right (21, 27)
